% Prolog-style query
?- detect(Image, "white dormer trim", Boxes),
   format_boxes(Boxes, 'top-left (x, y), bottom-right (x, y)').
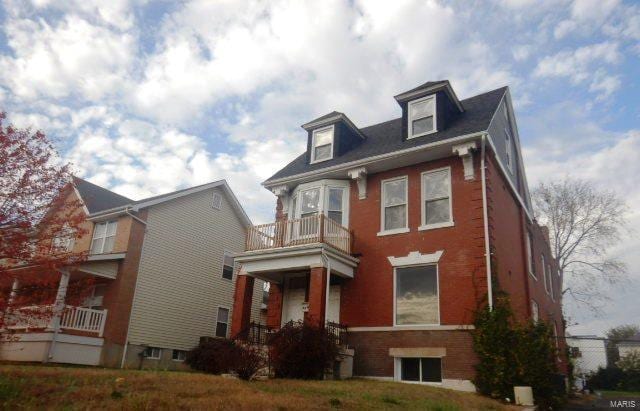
top-left (452, 141), bottom-right (477, 181)
top-left (271, 185), bottom-right (290, 214)
top-left (310, 125), bottom-right (335, 164)
top-left (347, 167), bottom-right (367, 199)
top-left (387, 250), bottom-right (444, 267)
top-left (408, 95), bottom-right (437, 139)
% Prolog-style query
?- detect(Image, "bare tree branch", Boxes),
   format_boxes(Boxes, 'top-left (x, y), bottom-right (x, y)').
top-left (533, 178), bottom-right (630, 314)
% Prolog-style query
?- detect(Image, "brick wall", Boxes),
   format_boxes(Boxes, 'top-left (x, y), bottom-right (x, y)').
top-left (348, 330), bottom-right (476, 379)
top-left (342, 155), bottom-right (487, 327)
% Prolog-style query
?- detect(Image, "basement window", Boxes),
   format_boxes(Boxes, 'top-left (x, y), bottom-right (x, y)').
top-left (143, 347), bottom-right (162, 359)
top-left (311, 125), bottom-right (334, 163)
top-left (400, 357), bottom-right (442, 383)
top-left (172, 350), bottom-right (187, 362)
top-left (408, 95), bottom-right (436, 138)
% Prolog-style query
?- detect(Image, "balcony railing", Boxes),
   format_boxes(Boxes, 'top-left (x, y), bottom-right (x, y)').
top-left (5, 305), bottom-right (108, 337)
top-left (246, 214), bottom-right (352, 255)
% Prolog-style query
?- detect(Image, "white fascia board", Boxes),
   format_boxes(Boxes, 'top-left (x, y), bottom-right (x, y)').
top-left (263, 132), bottom-right (485, 188)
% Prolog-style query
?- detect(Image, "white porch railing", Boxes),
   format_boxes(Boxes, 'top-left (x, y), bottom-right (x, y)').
top-left (246, 214), bottom-right (352, 255)
top-left (5, 305), bottom-right (107, 337)
top-left (60, 306), bottom-right (108, 337)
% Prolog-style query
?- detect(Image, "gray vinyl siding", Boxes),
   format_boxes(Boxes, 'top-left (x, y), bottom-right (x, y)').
top-left (127, 187), bottom-right (263, 351)
top-left (487, 93), bottom-right (533, 211)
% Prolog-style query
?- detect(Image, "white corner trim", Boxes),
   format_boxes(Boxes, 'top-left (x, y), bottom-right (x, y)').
top-left (452, 141), bottom-right (477, 181)
top-left (387, 250), bottom-right (444, 267)
top-left (377, 228), bottom-right (410, 237)
top-left (347, 167), bottom-right (367, 199)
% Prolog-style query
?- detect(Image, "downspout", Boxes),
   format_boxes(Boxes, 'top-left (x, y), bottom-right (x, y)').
top-left (120, 209), bottom-right (148, 369)
top-left (481, 134), bottom-right (493, 310)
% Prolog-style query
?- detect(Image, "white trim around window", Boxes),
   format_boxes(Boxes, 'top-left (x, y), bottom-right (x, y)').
top-left (419, 167), bottom-right (453, 231)
top-left (90, 220), bottom-right (117, 255)
top-left (393, 263), bottom-right (440, 327)
top-left (526, 231), bottom-right (536, 280)
top-left (215, 306), bottom-right (230, 338)
top-left (222, 251), bottom-right (234, 281)
top-left (408, 95), bottom-right (437, 139)
top-left (143, 346), bottom-right (162, 359)
top-left (310, 125), bottom-right (334, 164)
top-left (379, 176), bottom-right (409, 236)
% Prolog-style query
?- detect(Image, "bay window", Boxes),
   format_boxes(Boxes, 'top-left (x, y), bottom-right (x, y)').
top-left (381, 177), bottom-right (408, 234)
top-left (310, 125), bottom-right (334, 163)
top-left (421, 168), bottom-right (452, 229)
top-left (408, 96), bottom-right (436, 138)
top-left (395, 265), bottom-right (439, 325)
top-left (288, 180), bottom-right (349, 227)
top-left (90, 221), bottom-right (117, 254)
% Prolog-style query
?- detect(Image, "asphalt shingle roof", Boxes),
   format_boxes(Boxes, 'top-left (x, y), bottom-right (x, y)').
top-left (73, 177), bottom-right (133, 214)
top-left (266, 86), bottom-right (507, 182)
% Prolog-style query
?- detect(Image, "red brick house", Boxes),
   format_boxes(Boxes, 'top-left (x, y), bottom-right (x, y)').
top-left (231, 80), bottom-right (565, 390)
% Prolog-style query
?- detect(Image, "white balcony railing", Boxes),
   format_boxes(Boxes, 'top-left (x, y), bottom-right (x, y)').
top-left (246, 214), bottom-right (352, 255)
top-left (5, 305), bottom-right (107, 337)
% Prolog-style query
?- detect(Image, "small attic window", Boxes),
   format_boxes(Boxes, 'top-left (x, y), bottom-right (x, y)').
top-left (408, 95), bottom-right (436, 138)
top-left (212, 192), bottom-right (222, 210)
top-left (311, 125), bottom-right (334, 163)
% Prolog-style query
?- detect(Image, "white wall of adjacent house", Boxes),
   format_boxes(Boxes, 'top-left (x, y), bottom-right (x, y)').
top-left (126, 187), bottom-right (263, 353)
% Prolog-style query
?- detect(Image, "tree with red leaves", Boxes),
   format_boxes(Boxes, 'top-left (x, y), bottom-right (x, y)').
top-left (0, 112), bottom-right (91, 336)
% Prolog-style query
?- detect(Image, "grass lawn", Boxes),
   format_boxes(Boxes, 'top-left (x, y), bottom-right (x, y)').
top-left (0, 364), bottom-right (517, 410)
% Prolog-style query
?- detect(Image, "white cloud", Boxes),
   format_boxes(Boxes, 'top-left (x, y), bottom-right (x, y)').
top-left (533, 42), bottom-right (621, 89)
top-left (0, 14), bottom-right (135, 101)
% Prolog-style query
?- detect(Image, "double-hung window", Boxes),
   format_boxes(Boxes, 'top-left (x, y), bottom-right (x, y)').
top-left (531, 300), bottom-right (539, 322)
top-left (172, 350), bottom-right (187, 362)
top-left (327, 187), bottom-right (344, 224)
top-left (216, 307), bottom-right (230, 338)
top-left (395, 265), bottom-right (439, 325)
top-left (408, 96), bottom-right (436, 138)
top-left (299, 188), bottom-right (320, 236)
top-left (421, 168), bottom-right (452, 229)
top-left (400, 357), bottom-right (442, 383)
top-left (51, 223), bottom-right (75, 253)
top-left (222, 252), bottom-right (234, 280)
top-left (526, 232), bottom-right (535, 278)
top-left (381, 177), bottom-right (408, 234)
top-left (311, 125), bottom-right (334, 163)
top-left (542, 255), bottom-right (550, 295)
top-left (90, 221), bottom-right (117, 254)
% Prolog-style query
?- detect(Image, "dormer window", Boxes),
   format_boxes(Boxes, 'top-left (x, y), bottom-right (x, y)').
top-left (311, 125), bottom-right (334, 163)
top-left (408, 96), bottom-right (436, 138)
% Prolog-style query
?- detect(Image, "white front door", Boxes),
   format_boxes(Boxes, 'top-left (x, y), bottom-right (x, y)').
top-left (327, 285), bottom-right (341, 323)
top-left (282, 278), bottom-right (306, 325)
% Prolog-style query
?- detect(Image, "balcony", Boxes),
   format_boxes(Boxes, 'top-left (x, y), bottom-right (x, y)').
top-left (246, 214), bottom-right (352, 255)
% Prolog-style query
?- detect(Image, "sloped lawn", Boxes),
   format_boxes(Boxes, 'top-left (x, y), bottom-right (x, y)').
top-left (0, 364), bottom-right (517, 410)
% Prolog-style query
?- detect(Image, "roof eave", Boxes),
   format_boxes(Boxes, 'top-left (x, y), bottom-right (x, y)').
top-left (301, 113), bottom-right (366, 140)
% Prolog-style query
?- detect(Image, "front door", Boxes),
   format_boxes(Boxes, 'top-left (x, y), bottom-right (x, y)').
top-left (281, 277), bottom-right (306, 325)
top-left (327, 285), bottom-right (341, 323)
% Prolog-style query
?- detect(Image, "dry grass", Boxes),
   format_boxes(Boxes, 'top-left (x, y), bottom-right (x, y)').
top-left (0, 364), bottom-right (517, 410)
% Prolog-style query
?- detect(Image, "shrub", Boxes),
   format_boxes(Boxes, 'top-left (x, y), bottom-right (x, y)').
top-left (186, 338), bottom-right (238, 375)
top-left (269, 321), bottom-right (339, 379)
top-left (587, 362), bottom-right (640, 392)
top-left (186, 338), bottom-right (265, 380)
top-left (473, 290), bottom-right (565, 409)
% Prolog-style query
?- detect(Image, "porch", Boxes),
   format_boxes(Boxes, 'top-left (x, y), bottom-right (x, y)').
top-left (232, 214), bottom-right (358, 338)
top-left (1, 263), bottom-right (114, 365)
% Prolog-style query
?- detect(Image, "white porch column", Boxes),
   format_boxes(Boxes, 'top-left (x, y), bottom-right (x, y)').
top-left (45, 269), bottom-right (70, 362)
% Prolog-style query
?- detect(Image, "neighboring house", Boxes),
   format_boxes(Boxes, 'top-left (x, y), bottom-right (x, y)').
top-left (231, 80), bottom-right (565, 391)
top-left (566, 335), bottom-right (607, 390)
top-left (1, 177), bottom-right (263, 369)
top-left (617, 332), bottom-right (640, 359)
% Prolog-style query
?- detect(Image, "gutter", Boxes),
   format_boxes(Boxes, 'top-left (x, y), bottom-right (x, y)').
top-left (481, 134), bottom-right (493, 310)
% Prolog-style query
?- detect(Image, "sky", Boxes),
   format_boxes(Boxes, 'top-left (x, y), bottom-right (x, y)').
top-left (0, 0), bottom-right (638, 337)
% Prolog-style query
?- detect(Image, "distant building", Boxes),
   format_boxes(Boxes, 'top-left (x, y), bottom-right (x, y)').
top-left (566, 335), bottom-right (607, 390)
